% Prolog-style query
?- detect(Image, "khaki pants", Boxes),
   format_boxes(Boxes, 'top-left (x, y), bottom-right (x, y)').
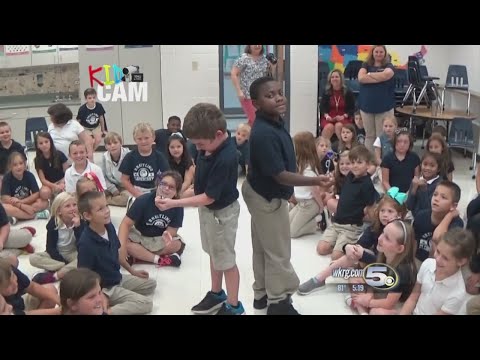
top-left (129, 226), bottom-right (184, 253)
top-left (360, 109), bottom-right (394, 152)
top-left (321, 222), bottom-right (363, 253)
top-left (198, 201), bottom-right (240, 271)
top-left (289, 198), bottom-right (320, 238)
top-left (0, 228), bottom-right (33, 257)
top-left (102, 274), bottom-right (156, 315)
top-left (29, 250), bottom-right (78, 275)
top-left (467, 295), bottom-right (480, 315)
top-left (106, 189), bottom-right (130, 207)
top-left (242, 180), bottom-right (299, 304)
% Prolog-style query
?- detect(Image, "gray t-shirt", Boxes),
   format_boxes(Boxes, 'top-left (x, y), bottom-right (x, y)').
top-left (233, 53), bottom-right (269, 98)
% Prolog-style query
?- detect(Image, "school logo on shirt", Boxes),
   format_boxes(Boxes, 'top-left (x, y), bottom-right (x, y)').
top-left (357, 134), bottom-right (365, 145)
top-left (133, 163), bottom-right (155, 182)
top-left (14, 186), bottom-right (30, 199)
top-left (146, 214), bottom-right (171, 229)
top-left (85, 113), bottom-right (100, 126)
top-left (419, 232), bottom-right (432, 253)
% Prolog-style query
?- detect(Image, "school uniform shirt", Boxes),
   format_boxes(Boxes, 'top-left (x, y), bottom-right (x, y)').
top-left (233, 137), bottom-right (250, 168)
top-left (48, 120), bottom-right (85, 158)
top-left (355, 125), bottom-right (366, 145)
top-left (356, 225), bottom-right (382, 264)
top-left (372, 262), bottom-right (415, 303)
top-left (248, 112), bottom-right (296, 201)
top-left (126, 191), bottom-right (183, 237)
top-left (406, 175), bottom-right (441, 218)
top-left (4, 266), bottom-right (30, 315)
top-left (45, 217), bottom-right (87, 263)
top-left (294, 166), bottom-right (317, 200)
top-left (381, 151), bottom-right (421, 193)
top-left (414, 258), bottom-right (467, 315)
top-left (0, 203), bottom-right (9, 227)
top-left (119, 149), bottom-right (170, 190)
top-left (77, 223), bottom-right (122, 289)
top-left (413, 209), bottom-right (464, 262)
top-left (101, 147), bottom-right (130, 193)
top-left (195, 134), bottom-right (239, 210)
top-left (1, 171), bottom-right (39, 199)
top-left (76, 103), bottom-right (106, 130)
top-left (169, 158), bottom-right (193, 182)
top-left (0, 140), bottom-right (26, 175)
top-left (64, 161), bottom-right (107, 193)
top-left (36, 151), bottom-right (68, 183)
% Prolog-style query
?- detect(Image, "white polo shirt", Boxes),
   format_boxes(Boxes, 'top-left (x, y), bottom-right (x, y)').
top-left (414, 258), bottom-right (467, 315)
top-left (48, 120), bottom-right (84, 158)
top-left (64, 160), bottom-right (107, 193)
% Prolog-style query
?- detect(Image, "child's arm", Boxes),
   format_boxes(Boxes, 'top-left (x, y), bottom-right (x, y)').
top-left (159, 193), bottom-right (214, 210)
top-left (25, 282), bottom-right (60, 309)
top-left (406, 179), bottom-right (421, 211)
top-left (367, 67), bottom-right (395, 82)
top-left (19, 191), bottom-right (39, 205)
top-left (432, 209), bottom-right (461, 248)
top-left (99, 115), bottom-right (107, 134)
top-left (374, 147), bottom-right (382, 166)
top-left (117, 216), bottom-right (136, 274)
top-left (273, 171), bottom-right (330, 187)
top-left (121, 174), bottom-right (143, 198)
top-left (414, 165), bottom-right (420, 178)
top-left (311, 186), bottom-right (324, 209)
top-left (181, 165), bottom-right (195, 194)
top-left (381, 167), bottom-right (391, 192)
top-left (399, 282), bottom-right (422, 315)
top-left (0, 223), bottom-right (9, 251)
top-left (358, 68), bottom-right (378, 84)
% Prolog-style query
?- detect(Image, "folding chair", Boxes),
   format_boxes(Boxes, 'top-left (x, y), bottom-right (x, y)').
top-left (25, 117), bottom-right (48, 169)
top-left (448, 117), bottom-right (476, 179)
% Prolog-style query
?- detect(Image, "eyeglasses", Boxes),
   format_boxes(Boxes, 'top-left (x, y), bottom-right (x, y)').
top-left (170, 132), bottom-right (184, 139)
top-left (158, 181), bottom-right (176, 191)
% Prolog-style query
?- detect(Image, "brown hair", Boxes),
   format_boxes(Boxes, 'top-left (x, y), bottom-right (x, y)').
top-left (244, 45), bottom-right (264, 55)
top-left (339, 123), bottom-right (358, 152)
top-left (348, 145), bottom-right (373, 164)
top-left (104, 132), bottom-right (123, 145)
top-left (426, 133), bottom-right (450, 177)
top-left (60, 268), bottom-right (101, 314)
top-left (183, 103), bottom-right (227, 140)
top-left (293, 131), bottom-right (323, 176)
top-left (393, 128), bottom-right (414, 152)
top-left (365, 45), bottom-right (389, 67)
top-left (439, 228), bottom-right (476, 260)
top-left (83, 88), bottom-right (97, 98)
top-left (371, 195), bottom-right (408, 234)
top-left (47, 103), bottom-right (73, 125)
top-left (156, 170), bottom-right (183, 199)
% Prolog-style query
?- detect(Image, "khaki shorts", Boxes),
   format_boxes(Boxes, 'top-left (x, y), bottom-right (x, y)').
top-left (129, 226), bottom-right (183, 253)
top-left (321, 222), bottom-right (363, 253)
top-left (199, 200), bottom-right (240, 271)
top-left (22, 293), bottom-right (41, 311)
top-left (84, 126), bottom-right (102, 137)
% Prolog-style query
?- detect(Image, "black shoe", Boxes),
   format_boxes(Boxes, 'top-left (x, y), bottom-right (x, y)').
top-left (191, 290), bottom-right (227, 314)
top-left (319, 211), bottom-right (327, 232)
top-left (177, 241), bottom-right (186, 256)
top-left (267, 297), bottom-right (300, 315)
top-left (253, 295), bottom-right (268, 310)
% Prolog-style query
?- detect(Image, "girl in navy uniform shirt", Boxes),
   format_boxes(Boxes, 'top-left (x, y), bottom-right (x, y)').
top-left (119, 170), bottom-right (185, 267)
top-left (1, 152), bottom-right (50, 222)
top-left (166, 133), bottom-right (194, 195)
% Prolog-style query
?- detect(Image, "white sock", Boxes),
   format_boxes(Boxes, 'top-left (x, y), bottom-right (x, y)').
top-left (153, 255), bottom-right (160, 264)
top-left (53, 272), bottom-right (59, 280)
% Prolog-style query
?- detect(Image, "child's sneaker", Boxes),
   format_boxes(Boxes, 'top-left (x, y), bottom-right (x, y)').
top-left (216, 301), bottom-right (246, 315)
top-left (297, 277), bottom-right (326, 295)
top-left (191, 290), bottom-right (227, 314)
top-left (253, 295), bottom-right (268, 310)
top-left (157, 254), bottom-right (181, 267)
top-left (21, 244), bottom-right (35, 254)
top-left (21, 226), bottom-right (36, 236)
top-left (32, 271), bottom-right (56, 284)
top-left (8, 216), bottom-right (17, 225)
top-left (36, 210), bottom-right (50, 220)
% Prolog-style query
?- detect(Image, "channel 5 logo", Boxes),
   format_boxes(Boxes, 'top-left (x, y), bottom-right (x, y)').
top-left (363, 263), bottom-right (399, 290)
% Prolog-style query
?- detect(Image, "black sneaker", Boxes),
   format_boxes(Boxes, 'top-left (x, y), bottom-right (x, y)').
top-left (157, 254), bottom-right (181, 267)
top-left (267, 297), bottom-right (300, 315)
top-left (253, 295), bottom-right (268, 310)
top-left (319, 211), bottom-right (327, 232)
top-left (216, 302), bottom-right (245, 315)
top-left (191, 290), bottom-right (227, 314)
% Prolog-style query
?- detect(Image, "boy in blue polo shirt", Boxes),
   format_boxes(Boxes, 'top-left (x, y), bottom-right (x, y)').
top-left (157, 103), bottom-right (243, 315)
top-left (241, 76), bottom-right (331, 315)
top-left (77, 191), bottom-right (157, 315)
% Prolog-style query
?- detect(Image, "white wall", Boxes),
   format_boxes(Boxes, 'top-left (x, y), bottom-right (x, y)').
top-left (289, 45), bottom-right (318, 136)
top-left (160, 45), bottom-right (219, 128)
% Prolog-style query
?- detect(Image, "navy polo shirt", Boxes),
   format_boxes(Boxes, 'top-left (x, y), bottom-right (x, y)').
top-left (119, 149), bottom-right (170, 189)
top-left (4, 267), bottom-right (30, 315)
top-left (413, 209), bottom-right (464, 262)
top-left (127, 191), bottom-right (183, 237)
top-left (0, 202), bottom-right (8, 227)
top-left (381, 151), bottom-right (421, 193)
top-left (36, 151), bottom-right (68, 183)
top-left (0, 140), bottom-right (26, 175)
top-left (194, 134), bottom-right (239, 210)
top-left (1, 171), bottom-right (39, 199)
top-left (335, 172), bottom-right (376, 226)
top-left (77, 223), bottom-right (122, 289)
top-left (247, 112), bottom-right (296, 201)
top-left (358, 63), bottom-right (395, 114)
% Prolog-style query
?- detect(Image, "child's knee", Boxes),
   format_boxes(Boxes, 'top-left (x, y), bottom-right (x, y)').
top-left (40, 187), bottom-right (52, 200)
top-left (317, 241), bottom-right (332, 255)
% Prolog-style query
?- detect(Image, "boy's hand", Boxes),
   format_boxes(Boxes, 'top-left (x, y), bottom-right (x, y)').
top-left (449, 208), bottom-right (460, 218)
top-left (467, 273), bottom-right (480, 295)
top-left (162, 231), bottom-right (173, 247)
top-left (316, 175), bottom-right (331, 186)
top-left (353, 245), bottom-right (364, 259)
top-left (72, 213), bottom-right (81, 227)
top-left (156, 197), bottom-right (175, 211)
top-left (345, 244), bottom-right (356, 260)
top-left (132, 269), bottom-right (149, 279)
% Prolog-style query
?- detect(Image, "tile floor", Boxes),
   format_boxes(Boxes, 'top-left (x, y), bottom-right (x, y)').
top-left (10, 143), bottom-right (479, 315)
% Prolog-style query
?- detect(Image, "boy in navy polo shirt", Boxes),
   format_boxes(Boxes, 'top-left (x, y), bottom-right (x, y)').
top-left (77, 191), bottom-right (156, 315)
top-left (241, 77), bottom-right (330, 315)
top-left (413, 180), bottom-right (464, 264)
top-left (316, 145), bottom-right (377, 260)
top-left (157, 103), bottom-right (243, 315)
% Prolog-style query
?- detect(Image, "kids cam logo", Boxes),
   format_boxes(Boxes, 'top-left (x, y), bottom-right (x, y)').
top-left (88, 64), bottom-right (147, 102)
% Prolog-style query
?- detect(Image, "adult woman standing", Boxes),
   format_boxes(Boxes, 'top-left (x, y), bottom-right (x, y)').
top-left (231, 45), bottom-right (275, 125)
top-left (319, 69), bottom-right (355, 140)
top-left (358, 45), bottom-right (395, 152)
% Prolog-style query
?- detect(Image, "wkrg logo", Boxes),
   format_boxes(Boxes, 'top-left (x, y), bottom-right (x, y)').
top-left (362, 263), bottom-right (399, 290)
